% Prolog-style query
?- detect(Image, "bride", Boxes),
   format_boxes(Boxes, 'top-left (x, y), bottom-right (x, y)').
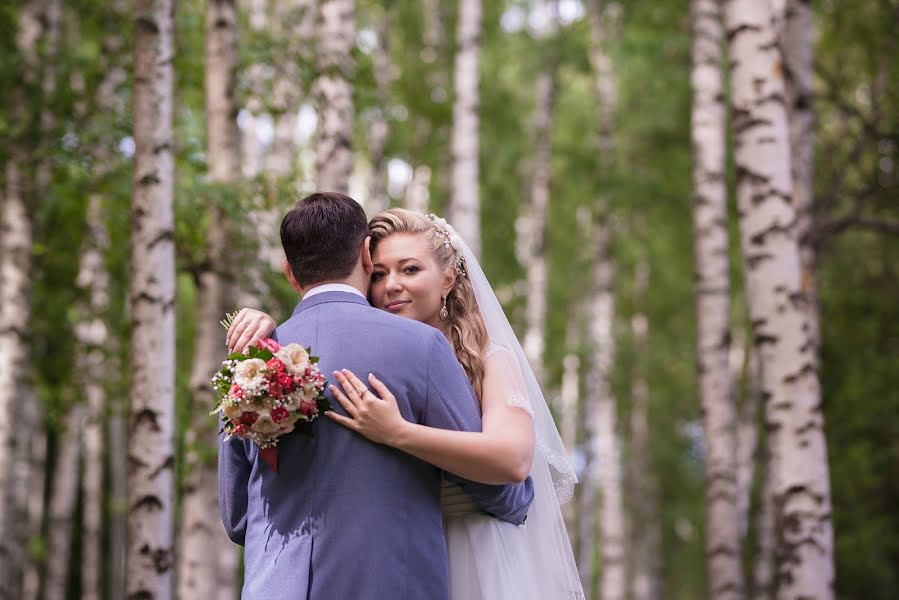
top-left (227, 208), bottom-right (584, 599)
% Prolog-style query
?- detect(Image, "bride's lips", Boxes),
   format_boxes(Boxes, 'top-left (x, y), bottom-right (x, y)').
top-left (385, 300), bottom-right (409, 312)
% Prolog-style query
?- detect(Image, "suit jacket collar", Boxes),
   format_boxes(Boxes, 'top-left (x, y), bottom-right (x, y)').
top-left (292, 290), bottom-right (371, 316)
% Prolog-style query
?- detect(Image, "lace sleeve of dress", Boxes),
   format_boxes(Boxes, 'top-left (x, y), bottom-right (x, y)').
top-left (485, 342), bottom-right (535, 418)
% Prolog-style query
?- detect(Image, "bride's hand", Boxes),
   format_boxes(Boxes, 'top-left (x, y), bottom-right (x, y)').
top-left (226, 308), bottom-right (277, 353)
top-left (327, 370), bottom-right (410, 446)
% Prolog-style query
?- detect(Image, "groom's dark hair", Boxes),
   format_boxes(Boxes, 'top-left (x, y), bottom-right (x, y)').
top-left (280, 192), bottom-right (369, 287)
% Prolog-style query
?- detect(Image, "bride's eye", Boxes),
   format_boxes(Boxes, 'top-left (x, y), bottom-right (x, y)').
top-left (403, 265), bottom-right (420, 274)
top-left (371, 271), bottom-right (386, 281)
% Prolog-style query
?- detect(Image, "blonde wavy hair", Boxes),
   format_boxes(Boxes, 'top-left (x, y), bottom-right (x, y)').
top-left (368, 208), bottom-right (490, 400)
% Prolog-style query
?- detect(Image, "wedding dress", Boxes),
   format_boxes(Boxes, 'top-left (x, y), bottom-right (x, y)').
top-left (435, 217), bottom-right (584, 600)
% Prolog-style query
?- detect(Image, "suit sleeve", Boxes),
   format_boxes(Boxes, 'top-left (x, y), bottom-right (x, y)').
top-left (218, 426), bottom-right (250, 545)
top-left (422, 331), bottom-right (534, 525)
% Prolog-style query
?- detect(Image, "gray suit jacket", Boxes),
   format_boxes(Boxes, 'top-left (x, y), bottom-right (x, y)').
top-left (219, 291), bottom-right (534, 599)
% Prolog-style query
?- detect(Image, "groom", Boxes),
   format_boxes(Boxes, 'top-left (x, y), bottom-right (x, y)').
top-left (219, 192), bottom-right (534, 599)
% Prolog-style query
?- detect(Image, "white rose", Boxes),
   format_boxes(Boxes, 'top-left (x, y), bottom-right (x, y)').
top-left (274, 344), bottom-right (310, 375)
top-left (253, 411), bottom-right (280, 435)
top-left (234, 358), bottom-right (267, 392)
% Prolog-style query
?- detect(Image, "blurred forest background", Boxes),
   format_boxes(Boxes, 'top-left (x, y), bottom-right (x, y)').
top-left (0, 0), bottom-right (896, 599)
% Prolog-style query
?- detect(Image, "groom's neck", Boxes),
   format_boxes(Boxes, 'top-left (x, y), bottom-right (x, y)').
top-left (300, 274), bottom-right (368, 298)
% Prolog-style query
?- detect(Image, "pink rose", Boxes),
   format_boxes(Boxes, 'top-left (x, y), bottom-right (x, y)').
top-left (256, 338), bottom-right (281, 353)
top-left (271, 406), bottom-right (290, 423)
top-left (300, 400), bottom-right (317, 417)
top-left (232, 423), bottom-right (249, 437)
top-left (229, 383), bottom-right (244, 399)
top-left (266, 358), bottom-right (286, 373)
top-left (240, 411), bottom-right (258, 426)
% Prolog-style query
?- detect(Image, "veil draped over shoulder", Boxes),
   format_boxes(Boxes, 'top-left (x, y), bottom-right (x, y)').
top-left (434, 216), bottom-right (584, 599)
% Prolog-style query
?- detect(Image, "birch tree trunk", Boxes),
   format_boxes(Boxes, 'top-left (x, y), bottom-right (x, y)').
top-left (592, 215), bottom-right (626, 600)
top-left (580, 211), bottom-right (625, 600)
top-left (127, 1), bottom-right (177, 597)
top-left (43, 406), bottom-right (84, 600)
top-left (628, 260), bottom-right (662, 600)
top-left (0, 5), bottom-right (42, 597)
top-left (177, 2), bottom-right (241, 598)
top-left (366, 15), bottom-right (391, 215)
top-left (404, 165), bottom-right (432, 213)
top-left (522, 62), bottom-right (557, 387)
top-left (314, 0), bottom-right (355, 192)
top-left (691, 1), bottom-right (744, 597)
top-left (723, 2), bottom-right (834, 597)
top-left (449, 0), bottom-right (482, 254)
top-left (782, 0), bottom-right (818, 350)
top-left (77, 195), bottom-right (112, 600)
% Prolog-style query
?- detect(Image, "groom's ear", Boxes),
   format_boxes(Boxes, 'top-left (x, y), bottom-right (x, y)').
top-left (360, 236), bottom-right (373, 275)
top-left (281, 258), bottom-right (303, 293)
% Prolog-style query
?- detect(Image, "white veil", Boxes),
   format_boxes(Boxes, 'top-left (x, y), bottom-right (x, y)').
top-left (434, 216), bottom-right (584, 599)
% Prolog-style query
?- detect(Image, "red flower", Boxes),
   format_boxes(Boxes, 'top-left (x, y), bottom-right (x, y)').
top-left (300, 400), bottom-right (317, 416)
top-left (240, 411), bottom-right (259, 425)
top-left (268, 382), bottom-right (284, 399)
top-left (271, 406), bottom-right (290, 423)
top-left (256, 337), bottom-right (281, 353)
top-left (276, 372), bottom-right (294, 389)
top-left (229, 383), bottom-right (244, 399)
top-left (266, 358), bottom-right (286, 373)
top-left (232, 423), bottom-right (249, 437)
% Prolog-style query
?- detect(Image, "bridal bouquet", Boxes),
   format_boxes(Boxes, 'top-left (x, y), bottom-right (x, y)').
top-left (212, 321), bottom-right (329, 473)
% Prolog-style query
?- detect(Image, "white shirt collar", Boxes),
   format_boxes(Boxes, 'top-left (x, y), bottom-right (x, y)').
top-left (302, 283), bottom-right (367, 300)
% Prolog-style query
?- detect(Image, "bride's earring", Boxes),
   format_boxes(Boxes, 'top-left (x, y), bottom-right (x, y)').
top-left (440, 295), bottom-right (449, 320)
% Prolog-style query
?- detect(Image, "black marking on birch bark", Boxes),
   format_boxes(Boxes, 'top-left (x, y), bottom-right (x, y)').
top-left (132, 494), bottom-right (164, 512)
top-left (725, 23), bottom-right (763, 43)
top-left (138, 544), bottom-right (173, 573)
top-left (783, 362), bottom-right (815, 384)
top-left (152, 142), bottom-right (172, 156)
top-left (133, 407), bottom-right (162, 432)
top-left (149, 455), bottom-right (174, 479)
top-left (147, 230), bottom-right (174, 249)
top-left (135, 16), bottom-right (160, 36)
top-left (138, 173), bottom-right (161, 187)
top-left (126, 591), bottom-right (153, 600)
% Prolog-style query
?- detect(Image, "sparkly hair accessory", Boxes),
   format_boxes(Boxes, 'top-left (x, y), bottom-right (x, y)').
top-left (427, 213), bottom-right (467, 278)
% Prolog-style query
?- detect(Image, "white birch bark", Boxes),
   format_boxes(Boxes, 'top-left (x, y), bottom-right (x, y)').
top-left (77, 194), bottom-right (111, 600)
top-left (592, 218), bottom-right (626, 600)
top-left (782, 0), bottom-right (818, 350)
top-left (0, 5), bottom-right (42, 596)
top-left (176, 2), bottom-right (241, 598)
top-left (691, 1), bottom-right (744, 597)
top-left (404, 165), bottom-right (432, 213)
top-left (449, 0), bottom-right (482, 255)
top-left (628, 261), bottom-right (662, 600)
top-left (580, 212), bottom-right (625, 600)
top-left (127, 1), bottom-right (177, 597)
top-left (522, 64), bottom-right (556, 387)
top-left (724, 2), bottom-right (834, 597)
top-left (587, 0), bottom-right (617, 157)
top-left (314, 0), bottom-right (355, 192)
top-left (43, 406), bottom-right (84, 600)
top-left (366, 15), bottom-right (391, 215)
